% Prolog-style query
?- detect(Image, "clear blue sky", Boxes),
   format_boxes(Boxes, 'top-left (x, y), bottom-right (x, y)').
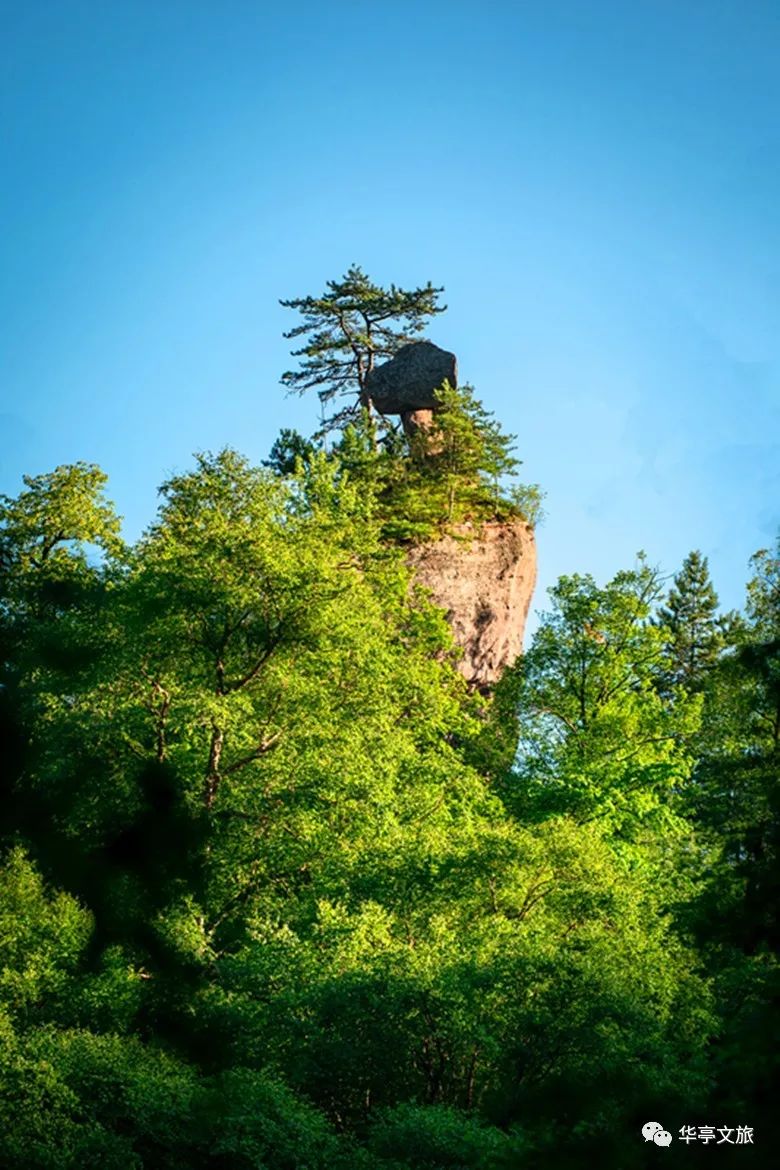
top-left (2, 0), bottom-right (778, 624)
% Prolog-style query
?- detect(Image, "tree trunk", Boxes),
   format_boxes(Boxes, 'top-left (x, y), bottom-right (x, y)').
top-left (203, 722), bottom-right (224, 809)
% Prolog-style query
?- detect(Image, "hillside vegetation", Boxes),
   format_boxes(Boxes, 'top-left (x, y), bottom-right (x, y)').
top-left (0, 449), bottom-right (777, 1168)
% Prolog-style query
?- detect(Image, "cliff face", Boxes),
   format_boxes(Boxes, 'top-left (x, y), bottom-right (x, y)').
top-left (407, 519), bottom-right (537, 691)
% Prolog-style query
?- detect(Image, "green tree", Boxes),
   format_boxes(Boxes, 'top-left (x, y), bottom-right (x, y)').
top-left (0, 453), bottom-right (734, 1169)
top-left (262, 427), bottom-right (319, 476)
top-left (746, 540), bottom-right (780, 641)
top-left (0, 463), bottom-right (124, 848)
top-left (658, 549), bottom-right (724, 690)
top-left (680, 538), bottom-right (780, 1154)
top-left (422, 382), bottom-right (521, 521)
top-left (0, 463), bottom-right (122, 577)
top-left (0, 461), bottom-right (123, 667)
top-left (280, 265), bottom-right (446, 430)
top-left (688, 538), bottom-right (780, 875)
top-left (506, 558), bottom-right (701, 836)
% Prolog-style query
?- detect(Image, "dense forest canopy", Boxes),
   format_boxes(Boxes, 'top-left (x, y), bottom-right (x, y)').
top-left (0, 275), bottom-right (777, 1168)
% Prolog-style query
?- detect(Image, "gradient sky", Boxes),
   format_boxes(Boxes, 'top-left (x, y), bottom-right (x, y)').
top-left (2, 0), bottom-right (779, 627)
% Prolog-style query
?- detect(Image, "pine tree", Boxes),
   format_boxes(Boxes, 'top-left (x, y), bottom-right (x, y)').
top-left (280, 265), bottom-right (445, 431)
top-left (658, 550), bottom-right (723, 689)
top-left (422, 382), bottom-right (520, 520)
top-left (262, 427), bottom-right (319, 476)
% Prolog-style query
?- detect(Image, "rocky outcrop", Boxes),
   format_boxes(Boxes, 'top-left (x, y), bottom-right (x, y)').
top-left (407, 519), bottom-right (536, 691)
top-left (366, 340), bottom-right (536, 688)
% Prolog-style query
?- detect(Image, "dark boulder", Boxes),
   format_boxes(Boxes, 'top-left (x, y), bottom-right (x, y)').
top-left (364, 341), bottom-right (457, 415)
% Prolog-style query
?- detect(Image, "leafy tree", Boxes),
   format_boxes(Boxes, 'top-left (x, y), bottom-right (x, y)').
top-left (280, 265), bottom-right (446, 430)
top-left (687, 537), bottom-right (780, 893)
top-left (0, 850), bottom-right (92, 1019)
top-left (506, 557), bottom-right (701, 836)
top-left (421, 382), bottom-right (521, 521)
top-left (367, 1103), bottom-right (525, 1169)
top-left (746, 540), bottom-right (780, 641)
top-left (276, 270), bottom-right (545, 540)
top-left (0, 461), bottom-right (122, 674)
top-left (658, 549), bottom-right (724, 690)
top-left (0, 463), bottom-right (124, 849)
top-left (0, 463), bottom-right (122, 577)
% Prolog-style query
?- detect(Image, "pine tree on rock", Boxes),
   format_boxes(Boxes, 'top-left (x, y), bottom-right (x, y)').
top-left (280, 265), bottom-right (445, 432)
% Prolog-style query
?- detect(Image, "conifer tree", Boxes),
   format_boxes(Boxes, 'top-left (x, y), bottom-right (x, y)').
top-left (420, 382), bottom-right (520, 520)
top-left (658, 549), bottom-right (723, 689)
top-left (262, 427), bottom-right (319, 476)
top-left (280, 265), bottom-right (445, 430)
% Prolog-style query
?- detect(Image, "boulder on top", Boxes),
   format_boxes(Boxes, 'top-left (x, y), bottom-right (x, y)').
top-left (364, 340), bottom-right (457, 415)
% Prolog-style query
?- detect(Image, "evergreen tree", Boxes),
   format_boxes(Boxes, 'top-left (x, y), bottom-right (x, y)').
top-left (423, 382), bottom-right (521, 520)
top-left (280, 265), bottom-right (446, 431)
top-left (329, 384), bottom-right (541, 542)
top-left (658, 549), bottom-right (723, 689)
top-left (680, 537), bottom-right (780, 1150)
top-left (262, 427), bottom-right (319, 476)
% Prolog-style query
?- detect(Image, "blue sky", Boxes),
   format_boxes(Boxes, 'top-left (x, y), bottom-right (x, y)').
top-left (2, 0), bottom-right (778, 625)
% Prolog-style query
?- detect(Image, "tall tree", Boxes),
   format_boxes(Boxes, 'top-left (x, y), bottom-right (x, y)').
top-left (680, 538), bottom-right (780, 1150)
top-left (0, 463), bottom-right (123, 844)
top-left (658, 549), bottom-right (723, 689)
top-left (280, 265), bottom-right (445, 430)
top-left (746, 541), bottom-right (780, 643)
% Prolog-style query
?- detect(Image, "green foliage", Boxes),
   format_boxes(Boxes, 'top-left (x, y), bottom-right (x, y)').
top-left (419, 382), bottom-right (521, 522)
top-left (670, 535), bottom-right (780, 1148)
top-left (262, 427), bottom-right (320, 476)
top-left (745, 539), bottom-right (780, 639)
top-left (367, 1104), bottom-right (525, 1168)
top-left (276, 270), bottom-right (543, 538)
top-left (1, 446), bottom-right (776, 1167)
top-left (0, 462), bottom-right (122, 576)
top-left (507, 558), bottom-right (701, 835)
top-left (327, 385), bottom-right (544, 543)
top-left (0, 461), bottom-right (123, 692)
top-left (0, 850), bottom-right (92, 1017)
top-left (506, 481), bottom-right (546, 527)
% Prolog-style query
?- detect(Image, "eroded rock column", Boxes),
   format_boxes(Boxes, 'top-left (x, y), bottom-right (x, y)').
top-left (407, 520), bottom-right (537, 691)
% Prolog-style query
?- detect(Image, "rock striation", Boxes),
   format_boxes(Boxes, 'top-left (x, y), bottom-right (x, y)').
top-left (407, 519), bottom-right (537, 691)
